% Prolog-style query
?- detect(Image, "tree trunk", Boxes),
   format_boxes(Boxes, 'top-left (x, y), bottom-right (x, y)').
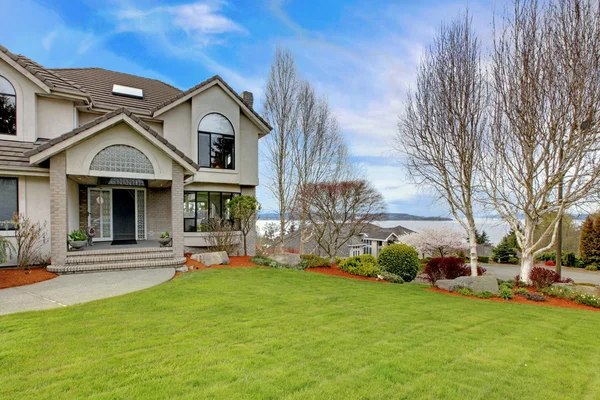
top-left (243, 233), bottom-right (248, 256)
top-left (468, 229), bottom-right (478, 276)
top-left (520, 251), bottom-right (534, 283)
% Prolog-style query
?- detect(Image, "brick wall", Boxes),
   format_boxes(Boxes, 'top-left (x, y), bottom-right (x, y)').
top-left (171, 161), bottom-right (184, 256)
top-left (147, 188), bottom-right (171, 240)
top-left (78, 185), bottom-right (88, 232)
top-left (49, 152), bottom-right (67, 265)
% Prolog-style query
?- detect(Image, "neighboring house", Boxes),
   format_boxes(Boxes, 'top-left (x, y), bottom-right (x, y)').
top-left (283, 223), bottom-right (413, 258)
top-left (0, 44), bottom-right (270, 273)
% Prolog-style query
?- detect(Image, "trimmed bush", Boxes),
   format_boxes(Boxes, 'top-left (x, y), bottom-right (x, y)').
top-left (339, 255), bottom-right (380, 277)
top-left (498, 287), bottom-right (513, 300)
top-left (300, 254), bottom-right (330, 268)
top-left (424, 257), bottom-right (486, 284)
top-left (529, 267), bottom-right (574, 289)
top-left (585, 264), bottom-right (598, 271)
top-left (378, 244), bottom-right (420, 282)
top-left (249, 256), bottom-right (305, 271)
top-left (507, 257), bottom-right (519, 264)
top-left (478, 256), bottom-right (490, 263)
top-left (544, 260), bottom-right (556, 267)
top-left (474, 291), bottom-right (495, 299)
top-left (379, 271), bottom-right (404, 284)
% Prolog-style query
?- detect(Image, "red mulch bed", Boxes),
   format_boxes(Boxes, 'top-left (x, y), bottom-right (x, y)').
top-left (175, 255), bottom-right (260, 278)
top-left (306, 265), bottom-right (388, 283)
top-left (427, 287), bottom-right (600, 312)
top-left (0, 267), bottom-right (57, 289)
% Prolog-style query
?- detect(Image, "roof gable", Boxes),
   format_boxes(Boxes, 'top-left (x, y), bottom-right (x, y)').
top-left (25, 108), bottom-right (199, 173)
top-left (152, 75), bottom-right (272, 134)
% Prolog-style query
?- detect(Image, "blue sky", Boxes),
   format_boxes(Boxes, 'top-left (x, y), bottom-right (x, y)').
top-left (0, 0), bottom-right (497, 217)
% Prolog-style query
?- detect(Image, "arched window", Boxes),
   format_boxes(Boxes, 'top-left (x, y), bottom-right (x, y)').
top-left (198, 113), bottom-right (234, 169)
top-left (0, 75), bottom-right (16, 135)
top-left (90, 145), bottom-right (154, 174)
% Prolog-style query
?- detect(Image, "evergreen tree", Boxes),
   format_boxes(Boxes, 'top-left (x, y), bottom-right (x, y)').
top-left (579, 216), bottom-right (595, 265)
top-left (475, 230), bottom-right (491, 245)
top-left (492, 230), bottom-right (519, 263)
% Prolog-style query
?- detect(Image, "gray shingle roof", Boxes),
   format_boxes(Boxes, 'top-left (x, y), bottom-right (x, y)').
top-left (24, 108), bottom-right (200, 170)
top-left (0, 139), bottom-right (48, 168)
top-left (49, 68), bottom-right (182, 113)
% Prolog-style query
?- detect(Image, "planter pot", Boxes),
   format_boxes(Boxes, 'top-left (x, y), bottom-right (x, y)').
top-left (69, 240), bottom-right (87, 251)
top-left (158, 237), bottom-right (172, 247)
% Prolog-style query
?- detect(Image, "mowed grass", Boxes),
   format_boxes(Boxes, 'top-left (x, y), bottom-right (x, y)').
top-left (1, 268), bottom-right (600, 399)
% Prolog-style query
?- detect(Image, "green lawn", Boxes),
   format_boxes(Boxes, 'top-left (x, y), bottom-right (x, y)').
top-left (1, 268), bottom-right (599, 399)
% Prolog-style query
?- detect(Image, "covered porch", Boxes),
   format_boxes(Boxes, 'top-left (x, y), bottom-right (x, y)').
top-left (25, 108), bottom-right (199, 270)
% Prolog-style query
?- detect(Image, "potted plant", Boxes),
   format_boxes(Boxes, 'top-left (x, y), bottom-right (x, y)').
top-left (68, 230), bottom-right (88, 251)
top-left (158, 231), bottom-right (172, 247)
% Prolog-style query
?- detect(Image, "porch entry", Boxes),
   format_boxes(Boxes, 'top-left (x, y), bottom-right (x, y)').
top-left (88, 188), bottom-right (146, 243)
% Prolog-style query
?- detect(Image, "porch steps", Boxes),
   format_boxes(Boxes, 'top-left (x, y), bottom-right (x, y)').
top-left (48, 247), bottom-right (186, 274)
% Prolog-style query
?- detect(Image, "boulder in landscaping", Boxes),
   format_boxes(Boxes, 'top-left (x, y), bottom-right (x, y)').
top-left (434, 279), bottom-right (455, 291)
top-left (552, 282), bottom-right (600, 296)
top-left (270, 252), bottom-right (301, 266)
top-left (451, 276), bottom-right (499, 294)
top-left (175, 266), bottom-right (189, 273)
top-left (191, 251), bottom-right (229, 266)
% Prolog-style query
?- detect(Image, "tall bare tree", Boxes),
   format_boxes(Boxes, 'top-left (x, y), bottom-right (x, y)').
top-left (485, 0), bottom-right (600, 282)
top-left (396, 12), bottom-right (486, 276)
top-left (299, 180), bottom-right (386, 262)
top-left (263, 47), bottom-right (300, 251)
top-left (292, 80), bottom-right (345, 254)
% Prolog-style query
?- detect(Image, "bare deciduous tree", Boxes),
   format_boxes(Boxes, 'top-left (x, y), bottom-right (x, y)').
top-left (263, 47), bottom-right (300, 252)
top-left (206, 218), bottom-right (240, 255)
top-left (292, 80), bottom-right (345, 254)
top-left (299, 180), bottom-right (386, 262)
top-left (485, 0), bottom-right (600, 282)
top-left (396, 12), bottom-right (486, 276)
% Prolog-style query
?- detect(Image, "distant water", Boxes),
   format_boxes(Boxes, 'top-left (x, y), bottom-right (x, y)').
top-left (256, 217), bottom-right (510, 245)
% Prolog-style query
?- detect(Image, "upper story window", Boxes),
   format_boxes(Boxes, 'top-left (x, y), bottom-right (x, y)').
top-left (198, 113), bottom-right (234, 170)
top-left (0, 76), bottom-right (16, 135)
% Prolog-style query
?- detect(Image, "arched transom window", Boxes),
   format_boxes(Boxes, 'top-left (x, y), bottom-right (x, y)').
top-left (0, 75), bottom-right (16, 135)
top-left (90, 145), bottom-right (154, 174)
top-left (198, 113), bottom-right (234, 169)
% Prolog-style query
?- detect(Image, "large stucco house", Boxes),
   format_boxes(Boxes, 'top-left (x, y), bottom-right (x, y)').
top-left (0, 44), bottom-right (271, 273)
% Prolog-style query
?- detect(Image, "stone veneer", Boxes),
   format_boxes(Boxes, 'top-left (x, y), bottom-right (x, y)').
top-left (50, 152), bottom-right (68, 265)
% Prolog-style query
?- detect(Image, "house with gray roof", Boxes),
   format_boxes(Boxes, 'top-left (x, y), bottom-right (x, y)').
top-left (283, 223), bottom-right (413, 258)
top-left (0, 44), bottom-right (270, 273)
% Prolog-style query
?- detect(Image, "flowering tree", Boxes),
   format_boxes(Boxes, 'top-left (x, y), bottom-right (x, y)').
top-left (401, 228), bottom-right (467, 258)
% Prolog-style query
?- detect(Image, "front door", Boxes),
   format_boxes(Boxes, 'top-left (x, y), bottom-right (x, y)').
top-left (112, 189), bottom-right (136, 241)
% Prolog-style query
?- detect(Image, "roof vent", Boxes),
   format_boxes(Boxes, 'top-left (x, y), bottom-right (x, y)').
top-left (112, 84), bottom-right (143, 99)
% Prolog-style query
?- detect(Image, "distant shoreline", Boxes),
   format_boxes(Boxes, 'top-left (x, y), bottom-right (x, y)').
top-left (257, 213), bottom-right (453, 222)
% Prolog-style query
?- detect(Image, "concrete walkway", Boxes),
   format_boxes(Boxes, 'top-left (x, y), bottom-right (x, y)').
top-left (0, 268), bottom-right (175, 316)
top-left (482, 263), bottom-right (600, 284)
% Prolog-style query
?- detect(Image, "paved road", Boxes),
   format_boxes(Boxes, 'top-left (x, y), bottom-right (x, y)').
top-left (482, 263), bottom-right (600, 284)
top-left (0, 268), bottom-right (175, 316)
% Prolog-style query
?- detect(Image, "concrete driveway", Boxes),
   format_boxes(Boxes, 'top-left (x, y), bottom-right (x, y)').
top-left (0, 268), bottom-right (175, 316)
top-left (482, 263), bottom-right (600, 284)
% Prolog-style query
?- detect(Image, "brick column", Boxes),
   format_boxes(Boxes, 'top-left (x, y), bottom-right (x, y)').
top-left (50, 152), bottom-right (68, 265)
top-left (171, 161), bottom-right (184, 256)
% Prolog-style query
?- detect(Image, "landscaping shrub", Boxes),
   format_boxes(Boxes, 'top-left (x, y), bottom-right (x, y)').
top-left (563, 252), bottom-right (579, 268)
top-left (478, 256), bottom-right (490, 263)
top-left (300, 254), bottom-right (330, 268)
top-left (573, 293), bottom-right (600, 308)
top-left (515, 291), bottom-right (547, 302)
top-left (378, 244), bottom-right (419, 282)
top-left (378, 271), bottom-right (404, 283)
top-left (501, 280), bottom-right (516, 289)
top-left (529, 267), bottom-right (574, 289)
top-left (585, 264), bottom-right (598, 271)
top-left (334, 256), bottom-right (343, 265)
top-left (498, 287), bottom-right (514, 300)
top-left (474, 291), bottom-right (495, 299)
top-left (540, 286), bottom-right (576, 300)
top-left (536, 251), bottom-right (579, 267)
top-left (544, 260), bottom-right (556, 267)
top-left (455, 288), bottom-right (475, 296)
top-left (339, 255), bottom-right (380, 277)
top-left (249, 256), bottom-right (305, 271)
top-left (513, 287), bottom-right (529, 296)
top-left (424, 257), bottom-right (486, 284)
top-left (507, 257), bottom-right (519, 264)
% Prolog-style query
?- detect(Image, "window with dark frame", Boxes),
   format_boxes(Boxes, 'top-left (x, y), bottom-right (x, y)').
top-left (184, 191), bottom-right (239, 232)
top-left (198, 113), bottom-right (234, 170)
top-left (0, 178), bottom-right (18, 229)
top-left (0, 75), bottom-right (16, 135)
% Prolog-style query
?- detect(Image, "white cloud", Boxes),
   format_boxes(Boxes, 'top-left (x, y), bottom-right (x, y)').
top-left (42, 30), bottom-right (57, 51)
top-left (114, 1), bottom-right (247, 47)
